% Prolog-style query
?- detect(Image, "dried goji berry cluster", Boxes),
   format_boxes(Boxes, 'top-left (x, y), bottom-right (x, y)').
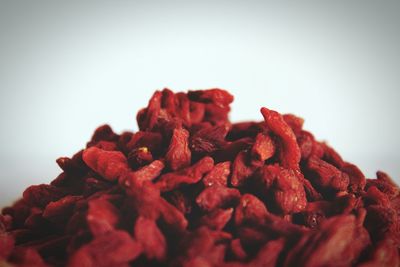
top-left (1, 89), bottom-right (399, 267)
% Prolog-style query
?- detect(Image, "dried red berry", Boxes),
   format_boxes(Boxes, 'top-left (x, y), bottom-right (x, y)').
top-left (134, 216), bottom-right (167, 261)
top-left (155, 156), bottom-right (214, 192)
top-left (68, 230), bottom-right (142, 267)
top-left (203, 161), bottom-right (231, 187)
top-left (23, 184), bottom-right (67, 208)
top-left (198, 208), bottom-right (233, 230)
top-left (260, 107), bottom-right (301, 170)
top-left (256, 165), bottom-right (307, 214)
top-left (196, 185), bottom-right (241, 212)
top-left (0, 232), bottom-right (14, 260)
top-left (284, 215), bottom-right (367, 267)
top-left (250, 132), bottom-right (275, 163)
top-left (1, 88), bottom-right (398, 267)
top-left (190, 125), bottom-right (228, 156)
top-left (166, 127), bottom-right (191, 171)
top-left (234, 194), bottom-right (269, 226)
top-left (306, 155), bottom-right (350, 192)
top-left (87, 197), bottom-right (119, 236)
top-left (121, 159), bottom-right (165, 188)
top-left (230, 151), bottom-right (258, 187)
top-left (82, 147), bottom-right (129, 181)
top-left (188, 88), bottom-right (234, 107)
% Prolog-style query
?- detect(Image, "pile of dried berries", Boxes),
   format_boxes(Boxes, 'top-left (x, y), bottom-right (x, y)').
top-left (1, 89), bottom-right (399, 267)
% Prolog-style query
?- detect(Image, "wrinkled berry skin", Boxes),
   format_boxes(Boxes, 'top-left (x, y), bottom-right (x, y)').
top-left (1, 88), bottom-right (399, 267)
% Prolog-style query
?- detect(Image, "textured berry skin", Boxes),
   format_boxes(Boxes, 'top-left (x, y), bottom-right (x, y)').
top-left (1, 88), bottom-right (399, 267)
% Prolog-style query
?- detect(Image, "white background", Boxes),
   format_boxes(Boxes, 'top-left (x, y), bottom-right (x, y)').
top-left (0, 0), bottom-right (399, 207)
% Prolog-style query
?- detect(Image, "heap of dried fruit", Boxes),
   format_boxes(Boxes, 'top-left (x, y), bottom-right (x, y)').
top-left (1, 89), bottom-right (399, 267)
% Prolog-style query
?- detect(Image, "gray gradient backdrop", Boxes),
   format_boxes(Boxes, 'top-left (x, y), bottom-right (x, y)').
top-left (0, 0), bottom-right (399, 207)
